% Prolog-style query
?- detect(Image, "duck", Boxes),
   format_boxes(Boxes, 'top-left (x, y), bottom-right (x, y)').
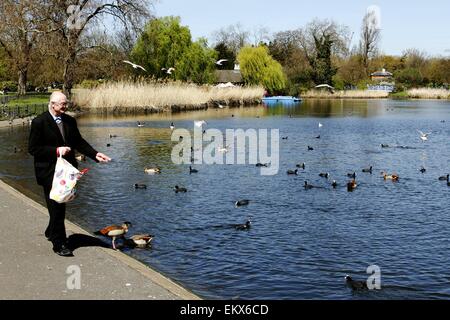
top-left (144, 167), bottom-right (161, 174)
top-left (315, 134), bottom-right (321, 139)
top-left (106, 143), bottom-right (111, 147)
top-left (287, 169), bottom-right (299, 175)
top-left (347, 172), bottom-right (356, 179)
top-left (75, 155), bottom-right (86, 162)
top-left (282, 136), bottom-right (288, 140)
top-left (319, 172), bottom-right (330, 179)
top-left (381, 172), bottom-right (399, 181)
top-left (419, 167), bottom-right (426, 174)
top-left (125, 234), bottom-right (154, 248)
top-left (94, 222), bottom-right (132, 250)
top-left (170, 122), bottom-right (175, 130)
top-left (235, 199), bottom-right (250, 207)
top-left (174, 185), bottom-right (187, 193)
top-left (256, 163), bottom-right (268, 167)
top-left (331, 180), bottom-right (338, 188)
top-left (307, 146), bottom-right (314, 151)
top-left (233, 220), bottom-right (251, 231)
top-left (362, 166), bottom-right (373, 174)
top-left (137, 121), bottom-right (144, 127)
top-left (189, 166), bottom-right (198, 174)
top-left (296, 163), bottom-right (306, 169)
top-left (345, 275), bottom-right (368, 291)
top-left (380, 144), bottom-right (390, 148)
top-left (134, 183), bottom-right (147, 189)
top-left (304, 181), bottom-right (315, 190)
top-left (438, 174), bottom-right (449, 181)
top-left (109, 134), bottom-right (117, 138)
top-left (347, 179), bottom-right (357, 191)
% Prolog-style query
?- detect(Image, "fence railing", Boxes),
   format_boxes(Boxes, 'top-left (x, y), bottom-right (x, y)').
top-left (0, 104), bottom-right (48, 121)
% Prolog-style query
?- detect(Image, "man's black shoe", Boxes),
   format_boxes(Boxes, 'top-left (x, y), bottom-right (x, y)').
top-left (53, 244), bottom-right (74, 257)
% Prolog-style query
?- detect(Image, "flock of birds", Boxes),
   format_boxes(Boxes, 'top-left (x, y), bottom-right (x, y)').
top-left (88, 115), bottom-right (448, 291)
top-left (122, 58), bottom-right (228, 75)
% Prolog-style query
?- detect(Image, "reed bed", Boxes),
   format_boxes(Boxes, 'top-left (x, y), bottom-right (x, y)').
top-left (407, 88), bottom-right (450, 99)
top-left (73, 81), bottom-right (264, 113)
top-left (302, 90), bottom-right (389, 99)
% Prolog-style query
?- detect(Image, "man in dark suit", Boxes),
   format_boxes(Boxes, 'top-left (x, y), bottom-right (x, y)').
top-left (28, 92), bottom-right (111, 257)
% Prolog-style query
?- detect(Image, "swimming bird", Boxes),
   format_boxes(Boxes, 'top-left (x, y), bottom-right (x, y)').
top-left (174, 185), bottom-right (187, 193)
top-left (109, 134), bottom-right (118, 138)
top-left (170, 122), bottom-right (175, 130)
top-left (319, 172), bottom-right (330, 179)
top-left (194, 120), bottom-right (207, 128)
top-left (382, 172), bottom-right (399, 181)
top-left (331, 180), bottom-right (338, 188)
top-left (362, 166), bottom-right (373, 174)
top-left (315, 134), bottom-right (321, 139)
top-left (235, 200), bottom-right (250, 207)
top-left (106, 143), bottom-right (111, 147)
top-left (419, 167), bottom-right (426, 174)
top-left (256, 163), bottom-right (268, 167)
top-left (137, 121), bottom-right (144, 127)
top-left (319, 122), bottom-right (323, 128)
top-left (134, 184), bottom-right (147, 189)
top-left (347, 172), bottom-right (356, 179)
top-left (296, 163), bottom-right (306, 169)
top-left (94, 222), bottom-right (132, 250)
top-left (438, 174), bottom-right (449, 181)
top-left (347, 179), bottom-right (357, 191)
top-left (144, 167), bottom-right (161, 174)
top-left (345, 275), bottom-right (368, 291)
top-left (304, 181), bottom-right (315, 190)
top-left (189, 166), bottom-right (198, 174)
top-left (233, 220), bottom-right (251, 231)
top-left (282, 136), bottom-right (288, 140)
top-left (287, 169), bottom-right (299, 175)
top-left (417, 130), bottom-right (431, 142)
top-left (125, 234), bottom-right (154, 248)
top-left (380, 144), bottom-right (390, 148)
top-left (308, 146), bottom-right (314, 151)
top-left (123, 60), bottom-right (146, 72)
top-left (216, 59), bottom-right (228, 66)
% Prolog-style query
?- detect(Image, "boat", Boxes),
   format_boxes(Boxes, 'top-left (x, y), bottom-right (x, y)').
top-left (262, 96), bottom-right (302, 104)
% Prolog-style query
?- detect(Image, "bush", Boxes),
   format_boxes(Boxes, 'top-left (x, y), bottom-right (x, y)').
top-left (78, 79), bottom-right (105, 89)
top-left (0, 81), bottom-right (18, 93)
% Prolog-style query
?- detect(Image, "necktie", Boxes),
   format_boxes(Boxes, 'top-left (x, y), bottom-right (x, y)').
top-left (55, 117), bottom-right (65, 141)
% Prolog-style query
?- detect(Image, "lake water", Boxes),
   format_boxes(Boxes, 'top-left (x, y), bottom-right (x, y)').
top-left (1, 99), bottom-right (449, 299)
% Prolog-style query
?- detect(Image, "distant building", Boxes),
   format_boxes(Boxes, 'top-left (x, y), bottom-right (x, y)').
top-left (371, 68), bottom-right (393, 82)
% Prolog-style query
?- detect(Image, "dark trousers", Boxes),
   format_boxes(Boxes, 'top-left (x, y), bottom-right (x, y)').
top-left (43, 185), bottom-right (67, 247)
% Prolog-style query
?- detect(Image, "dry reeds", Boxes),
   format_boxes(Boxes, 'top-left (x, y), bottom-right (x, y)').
top-left (72, 81), bottom-right (264, 113)
top-left (407, 88), bottom-right (450, 99)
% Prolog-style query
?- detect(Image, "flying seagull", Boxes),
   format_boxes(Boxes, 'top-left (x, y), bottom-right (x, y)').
top-left (123, 60), bottom-right (146, 72)
top-left (417, 130), bottom-right (431, 142)
top-left (162, 67), bottom-right (175, 74)
top-left (216, 59), bottom-right (228, 66)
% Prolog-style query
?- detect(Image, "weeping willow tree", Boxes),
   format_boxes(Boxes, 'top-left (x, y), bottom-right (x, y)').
top-left (237, 45), bottom-right (286, 94)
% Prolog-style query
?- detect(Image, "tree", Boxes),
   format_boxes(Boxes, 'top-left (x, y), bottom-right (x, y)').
top-left (359, 9), bottom-right (381, 76)
top-left (132, 16), bottom-right (217, 84)
top-left (237, 45), bottom-right (286, 93)
top-left (212, 23), bottom-right (250, 55)
top-left (42, 0), bottom-right (153, 97)
top-left (214, 42), bottom-right (235, 70)
top-left (0, 0), bottom-right (43, 95)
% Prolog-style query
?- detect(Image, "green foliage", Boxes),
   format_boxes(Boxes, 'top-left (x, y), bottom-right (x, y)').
top-left (394, 68), bottom-right (423, 88)
top-left (0, 80), bottom-right (18, 92)
top-left (78, 79), bottom-right (105, 89)
top-left (131, 16), bottom-right (216, 84)
top-left (214, 42), bottom-right (235, 70)
top-left (237, 46), bottom-right (286, 93)
top-left (310, 33), bottom-right (337, 85)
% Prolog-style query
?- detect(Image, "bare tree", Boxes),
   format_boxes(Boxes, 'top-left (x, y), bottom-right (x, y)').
top-left (212, 23), bottom-right (250, 55)
top-left (0, 0), bottom-right (45, 95)
top-left (41, 0), bottom-right (154, 97)
top-left (360, 10), bottom-right (381, 76)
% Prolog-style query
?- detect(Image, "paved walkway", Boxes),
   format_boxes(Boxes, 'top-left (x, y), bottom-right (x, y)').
top-left (0, 180), bottom-right (200, 300)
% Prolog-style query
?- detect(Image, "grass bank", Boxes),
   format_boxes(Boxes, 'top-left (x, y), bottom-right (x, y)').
top-left (73, 81), bottom-right (265, 113)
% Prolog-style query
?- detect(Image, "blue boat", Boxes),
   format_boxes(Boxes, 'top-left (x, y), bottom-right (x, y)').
top-left (262, 96), bottom-right (302, 104)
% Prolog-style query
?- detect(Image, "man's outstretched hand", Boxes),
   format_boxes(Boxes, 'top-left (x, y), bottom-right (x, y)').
top-left (96, 152), bottom-right (111, 163)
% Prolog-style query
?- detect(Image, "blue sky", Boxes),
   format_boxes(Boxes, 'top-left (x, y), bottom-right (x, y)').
top-left (154, 0), bottom-right (450, 56)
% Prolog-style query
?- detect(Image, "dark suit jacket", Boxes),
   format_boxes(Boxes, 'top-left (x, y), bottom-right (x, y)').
top-left (28, 111), bottom-right (98, 186)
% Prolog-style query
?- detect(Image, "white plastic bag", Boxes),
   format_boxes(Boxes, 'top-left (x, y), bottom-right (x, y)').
top-left (50, 155), bottom-right (87, 203)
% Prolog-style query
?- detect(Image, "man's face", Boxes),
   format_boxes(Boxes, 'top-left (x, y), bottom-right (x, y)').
top-left (51, 96), bottom-right (68, 116)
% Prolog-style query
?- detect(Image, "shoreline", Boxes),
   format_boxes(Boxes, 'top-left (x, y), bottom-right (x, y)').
top-left (0, 179), bottom-right (201, 300)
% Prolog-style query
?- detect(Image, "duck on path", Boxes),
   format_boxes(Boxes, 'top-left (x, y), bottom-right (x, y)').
top-left (94, 222), bottom-right (132, 250)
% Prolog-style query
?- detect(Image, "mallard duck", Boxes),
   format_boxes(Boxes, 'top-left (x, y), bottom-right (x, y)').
top-left (75, 155), bottom-right (86, 162)
top-left (235, 199), bottom-right (250, 207)
top-left (345, 275), bottom-right (368, 291)
top-left (287, 169), bottom-right (299, 175)
top-left (144, 167), bottom-right (161, 174)
top-left (382, 172), bottom-right (399, 181)
top-left (94, 222), bottom-right (132, 250)
top-left (126, 234), bottom-right (154, 248)
top-left (296, 163), bottom-right (306, 169)
top-left (134, 183), bottom-right (147, 189)
top-left (347, 179), bottom-right (357, 191)
top-left (174, 185), bottom-right (187, 193)
top-left (438, 174), bottom-right (449, 181)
